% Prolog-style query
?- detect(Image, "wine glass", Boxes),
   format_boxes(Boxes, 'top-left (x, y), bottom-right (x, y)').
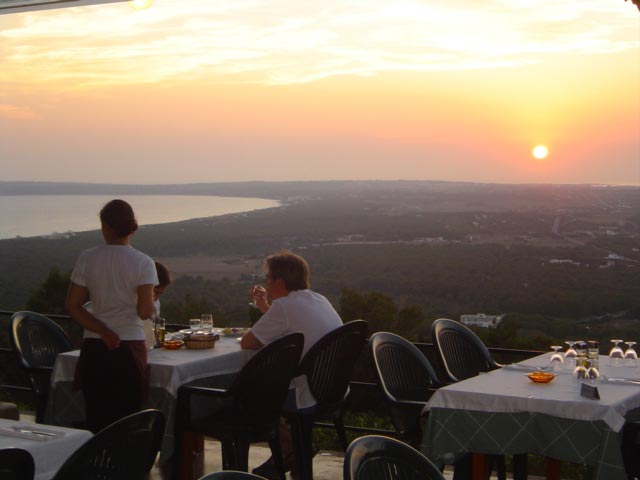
top-left (564, 341), bottom-right (578, 369)
top-left (550, 346), bottom-right (564, 371)
top-left (189, 318), bottom-right (201, 332)
top-left (573, 361), bottom-right (587, 390)
top-left (586, 362), bottom-right (600, 385)
top-left (201, 314), bottom-right (213, 332)
top-left (624, 341), bottom-right (638, 368)
top-left (609, 339), bottom-right (624, 366)
top-left (248, 285), bottom-right (266, 309)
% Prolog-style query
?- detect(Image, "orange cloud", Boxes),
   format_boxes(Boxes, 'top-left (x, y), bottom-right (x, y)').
top-left (0, 104), bottom-right (41, 120)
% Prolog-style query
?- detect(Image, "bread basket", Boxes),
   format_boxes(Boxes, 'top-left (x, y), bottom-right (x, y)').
top-left (184, 332), bottom-right (219, 349)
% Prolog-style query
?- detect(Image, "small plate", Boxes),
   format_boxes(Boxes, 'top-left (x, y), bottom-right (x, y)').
top-left (527, 372), bottom-right (556, 383)
top-left (221, 327), bottom-right (250, 337)
top-left (162, 340), bottom-right (184, 350)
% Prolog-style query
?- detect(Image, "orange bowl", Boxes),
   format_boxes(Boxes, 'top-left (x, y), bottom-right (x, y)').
top-left (527, 371), bottom-right (556, 383)
top-left (162, 340), bottom-right (184, 350)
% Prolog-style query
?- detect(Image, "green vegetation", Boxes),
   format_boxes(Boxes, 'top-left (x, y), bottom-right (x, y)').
top-left (2, 181), bottom-right (639, 477)
top-left (1, 180), bottom-right (639, 351)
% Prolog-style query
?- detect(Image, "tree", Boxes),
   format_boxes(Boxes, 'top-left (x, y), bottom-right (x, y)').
top-left (395, 305), bottom-right (426, 340)
top-left (26, 267), bottom-right (70, 314)
top-left (339, 288), bottom-right (398, 334)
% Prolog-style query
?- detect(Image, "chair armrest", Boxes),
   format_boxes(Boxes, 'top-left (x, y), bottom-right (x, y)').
top-left (388, 397), bottom-right (428, 409)
top-left (24, 365), bottom-right (53, 375)
top-left (177, 384), bottom-right (228, 399)
top-left (175, 384), bottom-right (231, 433)
top-left (378, 382), bottom-right (429, 409)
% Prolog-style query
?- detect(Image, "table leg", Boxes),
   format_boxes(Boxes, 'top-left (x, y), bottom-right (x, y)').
top-left (471, 453), bottom-right (489, 480)
top-left (545, 457), bottom-right (561, 480)
top-left (178, 432), bottom-right (204, 480)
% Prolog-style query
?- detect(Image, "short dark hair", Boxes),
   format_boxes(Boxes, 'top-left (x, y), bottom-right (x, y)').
top-left (99, 199), bottom-right (138, 238)
top-left (265, 250), bottom-right (310, 291)
top-left (155, 261), bottom-right (172, 287)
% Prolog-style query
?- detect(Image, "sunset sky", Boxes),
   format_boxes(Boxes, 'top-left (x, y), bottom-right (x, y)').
top-left (1, 0), bottom-right (638, 185)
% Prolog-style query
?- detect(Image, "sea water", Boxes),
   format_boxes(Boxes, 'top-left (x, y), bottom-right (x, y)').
top-left (0, 195), bottom-right (279, 240)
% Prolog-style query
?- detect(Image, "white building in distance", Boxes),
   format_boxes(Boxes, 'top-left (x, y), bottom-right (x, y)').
top-left (460, 313), bottom-right (503, 329)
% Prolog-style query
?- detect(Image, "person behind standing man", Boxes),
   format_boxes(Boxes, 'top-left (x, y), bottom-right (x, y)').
top-left (153, 261), bottom-right (172, 317)
top-left (143, 261), bottom-right (173, 349)
top-left (65, 199), bottom-right (158, 433)
top-left (241, 250), bottom-right (343, 479)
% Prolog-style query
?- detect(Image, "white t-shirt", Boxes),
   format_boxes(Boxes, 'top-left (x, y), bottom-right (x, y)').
top-left (251, 289), bottom-right (343, 408)
top-left (71, 244), bottom-right (158, 341)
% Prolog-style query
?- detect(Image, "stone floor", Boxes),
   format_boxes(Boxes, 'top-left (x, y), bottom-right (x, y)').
top-left (147, 440), bottom-right (346, 480)
top-left (17, 410), bottom-right (540, 480)
top-left (146, 439), bottom-right (459, 480)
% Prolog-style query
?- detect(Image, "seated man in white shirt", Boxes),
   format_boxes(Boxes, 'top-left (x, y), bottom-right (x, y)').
top-left (241, 250), bottom-right (343, 479)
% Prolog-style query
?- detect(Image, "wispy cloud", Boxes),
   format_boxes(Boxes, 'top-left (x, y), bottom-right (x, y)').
top-left (0, 0), bottom-right (637, 88)
top-left (0, 103), bottom-right (41, 119)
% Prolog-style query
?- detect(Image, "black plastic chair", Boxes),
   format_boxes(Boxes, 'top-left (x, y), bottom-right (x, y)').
top-left (198, 471), bottom-right (268, 480)
top-left (51, 409), bottom-right (165, 480)
top-left (0, 448), bottom-right (35, 480)
top-left (431, 318), bottom-right (527, 480)
top-left (10, 311), bottom-right (73, 423)
top-left (344, 435), bottom-right (446, 480)
top-left (370, 332), bottom-right (440, 447)
top-left (176, 332), bottom-right (304, 479)
top-left (284, 320), bottom-right (369, 480)
top-left (430, 317), bottom-right (500, 383)
top-left (622, 421), bottom-right (640, 479)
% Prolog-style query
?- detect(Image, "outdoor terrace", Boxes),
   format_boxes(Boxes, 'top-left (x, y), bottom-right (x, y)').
top-left (1, 310), bottom-right (549, 479)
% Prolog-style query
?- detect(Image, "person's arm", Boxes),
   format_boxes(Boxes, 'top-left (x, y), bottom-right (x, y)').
top-left (65, 281), bottom-right (120, 349)
top-left (137, 284), bottom-right (155, 320)
top-left (240, 330), bottom-right (264, 350)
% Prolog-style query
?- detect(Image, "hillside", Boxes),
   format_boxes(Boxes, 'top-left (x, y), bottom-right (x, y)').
top-left (1, 180), bottom-right (639, 347)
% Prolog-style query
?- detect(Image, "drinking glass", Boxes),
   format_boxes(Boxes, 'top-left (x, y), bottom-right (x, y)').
top-left (586, 362), bottom-right (600, 385)
top-left (189, 318), bottom-right (202, 332)
top-left (248, 285), bottom-right (266, 309)
top-left (564, 341), bottom-right (578, 369)
top-left (609, 339), bottom-right (624, 366)
top-left (573, 362), bottom-right (587, 390)
top-left (201, 314), bottom-right (214, 332)
top-left (550, 346), bottom-right (564, 371)
top-left (624, 341), bottom-right (638, 368)
top-left (154, 317), bottom-right (166, 347)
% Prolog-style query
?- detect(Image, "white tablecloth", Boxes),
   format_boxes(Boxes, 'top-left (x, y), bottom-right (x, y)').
top-left (51, 336), bottom-right (253, 398)
top-left (0, 419), bottom-right (92, 480)
top-left (427, 354), bottom-right (640, 432)
top-left (46, 336), bottom-right (253, 462)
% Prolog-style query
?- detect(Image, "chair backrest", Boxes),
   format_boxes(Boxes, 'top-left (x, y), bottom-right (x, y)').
top-left (10, 311), bottom-right (73, 422)
top-left (0, 448), bottom-right (35, 480)
top-left (227, 332), bottom-right (304, 425)
top-left (296, 320), bottom-right (368, 415)
top-left (198, 471), bottom-right (268, 480)
top-left (431, 318), bottom-right (499, 383)
top-left (52, 409), bottom-right (165, 480)
top-left (344, 435), bottom-right (445, 480)
top-left (371, 332), bottom-right (439, 403)
top-left (370, 332), bottom-right (439, 443)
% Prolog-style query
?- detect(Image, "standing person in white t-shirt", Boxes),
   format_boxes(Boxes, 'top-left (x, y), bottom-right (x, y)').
top-left (65, 199), bottom-right (158, 433)
top-left (242, 250), bottom-right (343, 479)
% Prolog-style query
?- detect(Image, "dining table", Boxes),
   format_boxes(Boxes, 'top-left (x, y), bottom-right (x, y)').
top-left (421, 353), bottom-right (640, 480)
top-left (0, 418), bottom-right (92, 480)
top-left (45, 332), bottom-right (253, 472)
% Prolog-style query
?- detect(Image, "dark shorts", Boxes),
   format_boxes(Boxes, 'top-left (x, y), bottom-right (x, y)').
top-left (75, 338), bottom-right (149, 433)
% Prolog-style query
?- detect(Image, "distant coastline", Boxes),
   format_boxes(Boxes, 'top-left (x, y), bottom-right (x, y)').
top-left (0, 194), bottom-right (279, 240)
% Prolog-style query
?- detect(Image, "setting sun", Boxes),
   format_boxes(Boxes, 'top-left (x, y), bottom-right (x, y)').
top-left (532, 145), bottom-right (549, 160)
